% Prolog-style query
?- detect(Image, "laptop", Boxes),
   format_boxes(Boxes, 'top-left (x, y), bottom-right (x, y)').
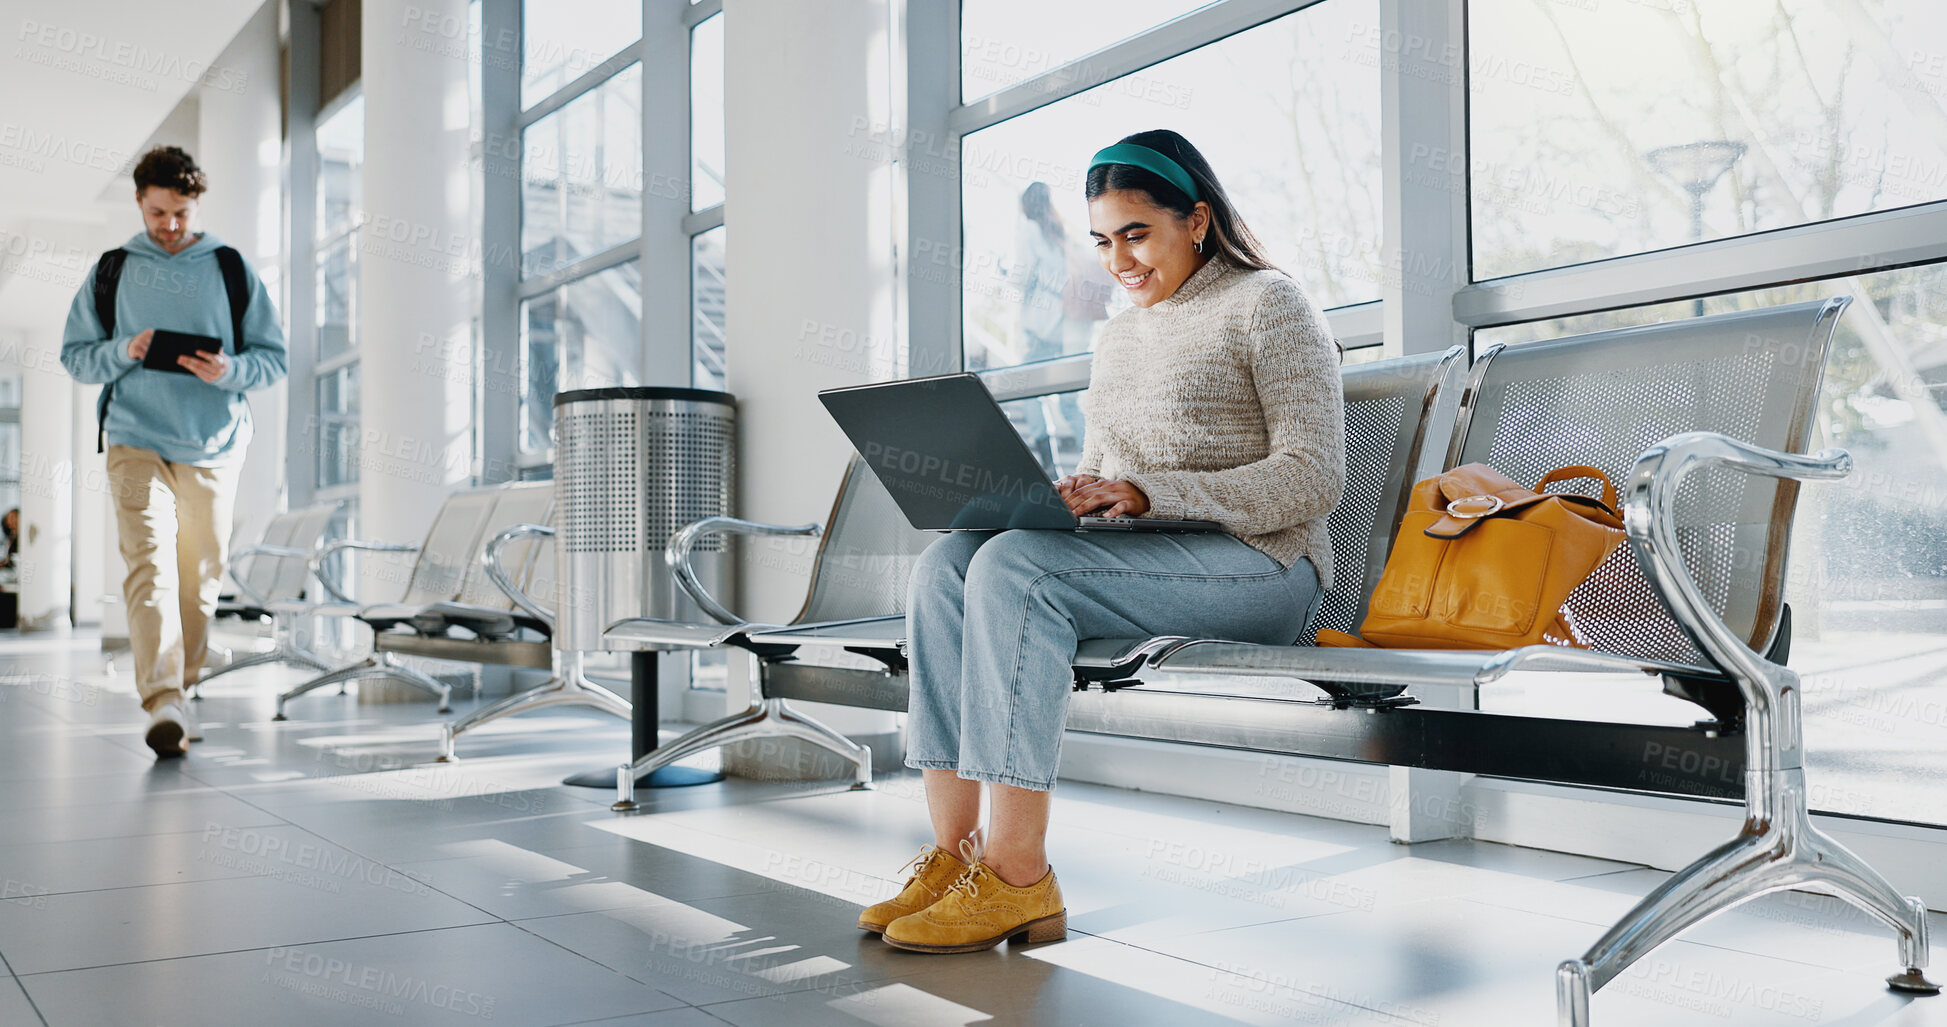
top-left (819, 373), bottom-right (1221, 533)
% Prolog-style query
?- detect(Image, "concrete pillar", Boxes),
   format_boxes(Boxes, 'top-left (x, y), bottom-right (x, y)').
top-left (357, 0), bottom-right (475, 596)
top-left (14, 328), bottom-right (72, 629)
top-left (723, 0), bottom-right (901, 768)
top-left (1380, 0), bottom-right (1473, 842)
top-left (72, 365), bottom-right (106, 629)
top-left (198, 0), bottom-right (287, 545)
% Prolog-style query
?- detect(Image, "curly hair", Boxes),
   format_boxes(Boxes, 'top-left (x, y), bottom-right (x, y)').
top-left (133, 146), bottom-right (207, 198)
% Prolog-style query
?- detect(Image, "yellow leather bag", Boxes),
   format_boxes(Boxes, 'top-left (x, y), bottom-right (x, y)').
top-left (1317, 464), bottom-right (1627, 651)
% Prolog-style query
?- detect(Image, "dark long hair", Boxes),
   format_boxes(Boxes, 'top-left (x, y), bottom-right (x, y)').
top-left (1084, 129), bottom-right (1276, 273)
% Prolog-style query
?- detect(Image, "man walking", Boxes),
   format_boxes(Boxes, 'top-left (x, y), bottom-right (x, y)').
top-left (60, 146), bottom-right (288, 758)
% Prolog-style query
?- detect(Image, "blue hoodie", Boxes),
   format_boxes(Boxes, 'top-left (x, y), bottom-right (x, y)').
top-left (60, 230), bottom-right (288, 466)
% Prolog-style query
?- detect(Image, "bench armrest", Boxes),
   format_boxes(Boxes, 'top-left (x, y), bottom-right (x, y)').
top-left (225, 543), bottom-right (309, 607)
top-left (313, 539), bottom-right (420, 604)
top-left (1625, 431), bottom-right (1849, 696)
top-left (664, 516), bottom-right (822, 625)
top-left (484, 523), bottom-right (555, 631)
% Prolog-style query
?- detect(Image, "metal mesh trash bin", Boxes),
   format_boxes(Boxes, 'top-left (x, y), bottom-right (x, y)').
top-left (554, 387), bottom-right (737, 651)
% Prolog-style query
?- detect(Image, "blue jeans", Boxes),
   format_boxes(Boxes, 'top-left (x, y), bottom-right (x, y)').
top-left (904, 529), bottom-right (1322, 791)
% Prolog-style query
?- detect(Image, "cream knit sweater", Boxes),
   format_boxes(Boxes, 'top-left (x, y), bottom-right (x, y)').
top-left (1077, 256), bottom-right (1346, 585)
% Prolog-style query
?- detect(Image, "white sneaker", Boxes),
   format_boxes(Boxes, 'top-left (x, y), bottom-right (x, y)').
top-left (145, 704), bottom-right (188, 759)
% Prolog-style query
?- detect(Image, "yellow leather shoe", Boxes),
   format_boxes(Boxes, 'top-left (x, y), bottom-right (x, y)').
top-left (881, 859), bottom-right (1066, 954)
top-left (857, 844), bottom-right (968, 934)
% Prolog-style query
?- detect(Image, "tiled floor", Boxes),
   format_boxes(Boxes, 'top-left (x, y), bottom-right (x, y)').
top-left (1, 628), bottom-right (1943, 1026)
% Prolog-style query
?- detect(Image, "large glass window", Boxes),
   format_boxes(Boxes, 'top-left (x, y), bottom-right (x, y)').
top-left (961, 0), bottom-right (1382, 371)
top-left (691, 227), bottom-right (726, 390)
top-left (521, 0), bottom-right (640, 107)
top-left (690, 12), bottom-right (725, 212)
top-left (1469, 1), bottom-right (1947, 279)
top-left (519, 261), bottom-right (643, 452)
top-left (1000, 390), bottom-right (1087, 480)
top-left (960, 1), bottom-right (1217, 101)
top-left (314, 94), bottom-right (363, 489)
top-left (689, 9), bottom-right (727, 390)
top-left (316, 95), bottom-right (363, 239)
top-left (522, 63), bottom-right (645, 277)
top-left (315, 364), bottom-right (360, 489)
top-left (1476, 265), bottom-right (1947, 827)
top-left (315, 237), bottom-right (353, 363)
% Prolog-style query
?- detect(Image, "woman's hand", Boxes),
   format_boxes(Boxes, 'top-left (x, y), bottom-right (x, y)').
top-left (1058, 475), bottom-right (1150, 518)
top-left (1054, 474), bottom-right (1100, 504)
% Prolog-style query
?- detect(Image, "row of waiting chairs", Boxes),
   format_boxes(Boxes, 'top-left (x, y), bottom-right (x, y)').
top-left (203, 481), bottom-right (625, 760)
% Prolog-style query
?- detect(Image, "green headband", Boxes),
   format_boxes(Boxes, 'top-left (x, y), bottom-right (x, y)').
top-left (1088, 143), bottom-right (1201, 203)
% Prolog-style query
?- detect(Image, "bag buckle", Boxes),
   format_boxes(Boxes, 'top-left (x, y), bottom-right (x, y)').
top-left (1444, 494), bottom-right (1505, 519)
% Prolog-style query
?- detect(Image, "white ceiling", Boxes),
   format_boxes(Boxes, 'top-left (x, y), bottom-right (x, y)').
top-left (0, 0), bottom-right (272, 337)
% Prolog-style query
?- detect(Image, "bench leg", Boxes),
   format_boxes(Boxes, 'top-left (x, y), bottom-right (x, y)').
top-left (1557, 768), bottom-right (1937, 1025)
top-left (612, 698), bottom-right (872, 812)
top-left (274, 652), bottom-right (452, 720)
top-left (772, 699), bottom-right (874, 791)
top-left (196, 641), bottom-right (332, 686)
top-left (437, 652), bottom-right (631, 761)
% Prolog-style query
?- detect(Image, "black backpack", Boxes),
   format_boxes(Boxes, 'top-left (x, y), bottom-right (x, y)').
top-left (92, 245), bottom-right (250, 453)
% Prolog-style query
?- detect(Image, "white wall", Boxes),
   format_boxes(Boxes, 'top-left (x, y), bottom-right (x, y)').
top-left (722, 0), bottom-right (900, 737)
top-left (15, 325), bottom-right (73, 629)
top-left (356, 0), bottom-right (476, 593)
top-left (198, 0), bottom-right (287, 547)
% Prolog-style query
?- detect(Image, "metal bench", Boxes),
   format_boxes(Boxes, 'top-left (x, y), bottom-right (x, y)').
top-left (271, 482), bottom-right (554, 719)
top-left (608, 299), bottom-right (1937, 1022)
top-left (601, 453), bottom-right (938, 805)
top-left (1068, 298), bottom-right (1937, 1023)
top-left (595, 344), bottom-right (1465, 803)
top-left (434, 512), bottom-right (638, 761)
top-left (198, 502), bottom-right (342, 693)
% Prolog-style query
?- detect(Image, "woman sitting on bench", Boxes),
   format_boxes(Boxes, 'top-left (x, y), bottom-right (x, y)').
top-left (861, 129), bottom-right (1348, 953)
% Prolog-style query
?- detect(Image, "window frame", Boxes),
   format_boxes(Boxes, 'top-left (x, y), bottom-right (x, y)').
top-left (312, 87), bottom-right (365, 492)
top-left (686, 4), bottom-right (727, 391)
top-left (494, 0), bottom-right (712, 476)
top-left (904, 0), bottom-right (1383, 383)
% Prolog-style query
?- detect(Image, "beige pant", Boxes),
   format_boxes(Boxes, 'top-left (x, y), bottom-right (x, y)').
top-left (106, 445), bottom-right (241, 712)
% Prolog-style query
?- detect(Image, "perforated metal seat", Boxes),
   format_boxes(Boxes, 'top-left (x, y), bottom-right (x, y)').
top-left (1139, 304), bottom-right (1823, 703)
top-left (1035, 344), bottom-right (1469, 690)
